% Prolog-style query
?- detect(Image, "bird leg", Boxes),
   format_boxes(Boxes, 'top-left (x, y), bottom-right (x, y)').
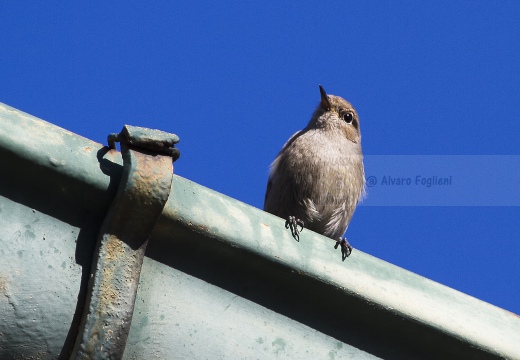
top-left (285, 216), bottom-right (304, 241)
top-left (335, 237), bottom-right (353, 261)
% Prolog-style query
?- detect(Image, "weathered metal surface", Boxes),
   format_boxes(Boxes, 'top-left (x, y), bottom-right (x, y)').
top-left (125, 256), bottom-right (379, 359)
top-left (143, 175), bottom-right (520, 359)
top-left (1, 102), bottom-right (520, 359)
top-left (69, 129), bottom-right (177, 360)
top-left (0, 194), bottom-right (85, 359)
top-left (108, 125), bottom-right (180, 160)
top-left (0, 103), bottom-right (122, 360)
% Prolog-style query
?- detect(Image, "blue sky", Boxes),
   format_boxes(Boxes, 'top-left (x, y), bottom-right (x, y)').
top-left (2, 2), bottom-right (519, 315)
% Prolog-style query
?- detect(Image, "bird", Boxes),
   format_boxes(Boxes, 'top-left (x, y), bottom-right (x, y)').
top-left (264, 85), bottom-right (365, 260)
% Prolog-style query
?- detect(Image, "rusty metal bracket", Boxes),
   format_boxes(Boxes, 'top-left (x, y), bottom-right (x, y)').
top-left (70, 125), bottom-right (179, 360)
top-left (107, 125), bottom-right (180, 160)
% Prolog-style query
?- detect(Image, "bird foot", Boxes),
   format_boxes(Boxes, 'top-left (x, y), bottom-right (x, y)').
top-left (285, 216), bottom-right (304, 241)
top-left (334, 237), bottom-right (353, 261)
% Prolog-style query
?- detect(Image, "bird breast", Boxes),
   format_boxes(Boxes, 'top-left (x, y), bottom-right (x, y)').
top-left (287, 130), bottom-right (364, 204)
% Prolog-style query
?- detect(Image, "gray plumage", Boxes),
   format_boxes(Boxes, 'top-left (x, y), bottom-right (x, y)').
top-left (264, 86), bottom-right (365, 254)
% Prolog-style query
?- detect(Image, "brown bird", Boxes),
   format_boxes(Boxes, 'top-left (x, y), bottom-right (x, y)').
top-left (264, 85), bottom-right (365, 260)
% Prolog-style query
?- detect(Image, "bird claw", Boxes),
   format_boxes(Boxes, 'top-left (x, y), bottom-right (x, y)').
top-left (335, 237), bottom-right (353, 261)
top-left (285, 216), bottom-right (304, 241)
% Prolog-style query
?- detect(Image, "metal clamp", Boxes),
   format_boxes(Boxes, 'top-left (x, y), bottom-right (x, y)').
top-left (70, 125), bottom-right (179, 360)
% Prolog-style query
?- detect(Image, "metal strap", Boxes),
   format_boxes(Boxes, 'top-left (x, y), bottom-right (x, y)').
top-left (70, 126), bottom-right (179, 360)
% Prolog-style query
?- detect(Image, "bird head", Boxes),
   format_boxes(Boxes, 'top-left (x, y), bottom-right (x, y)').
top-left (309, 85), bottom-right (361, 144)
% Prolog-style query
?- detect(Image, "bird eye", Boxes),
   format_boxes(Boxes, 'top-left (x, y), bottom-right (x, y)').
top-left (343, 113), bottom-right (353, 123)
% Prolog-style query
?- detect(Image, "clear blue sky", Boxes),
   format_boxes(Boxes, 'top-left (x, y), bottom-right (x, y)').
top-left (2, 3), bottom-right (519, 315)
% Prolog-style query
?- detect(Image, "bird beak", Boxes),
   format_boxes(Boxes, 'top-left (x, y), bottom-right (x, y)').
top-left (319, 85), bottom-right (331, 109)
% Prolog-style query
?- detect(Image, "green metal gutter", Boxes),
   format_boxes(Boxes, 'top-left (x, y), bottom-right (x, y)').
top-left (1, 102), bottom-right (519, 359)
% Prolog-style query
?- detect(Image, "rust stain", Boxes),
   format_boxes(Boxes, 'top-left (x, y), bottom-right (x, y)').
top-left (505, 309), bottom-right (520, 318)
top-left (197, 224), bottom-right (209, 232)
top-left (186, 221), bottom-right (209, 232)
top-left (99, 236), bottom-right (126, 310)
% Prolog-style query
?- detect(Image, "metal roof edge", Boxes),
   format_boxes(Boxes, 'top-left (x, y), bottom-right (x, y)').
top-left (153, 174), bottom-right (520, 359)
top-left (2, 102), bottom-right (519, 359)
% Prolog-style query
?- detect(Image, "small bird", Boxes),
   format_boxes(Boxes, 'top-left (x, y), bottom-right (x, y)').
top-left (264, 85), bottom-right (365, 260)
